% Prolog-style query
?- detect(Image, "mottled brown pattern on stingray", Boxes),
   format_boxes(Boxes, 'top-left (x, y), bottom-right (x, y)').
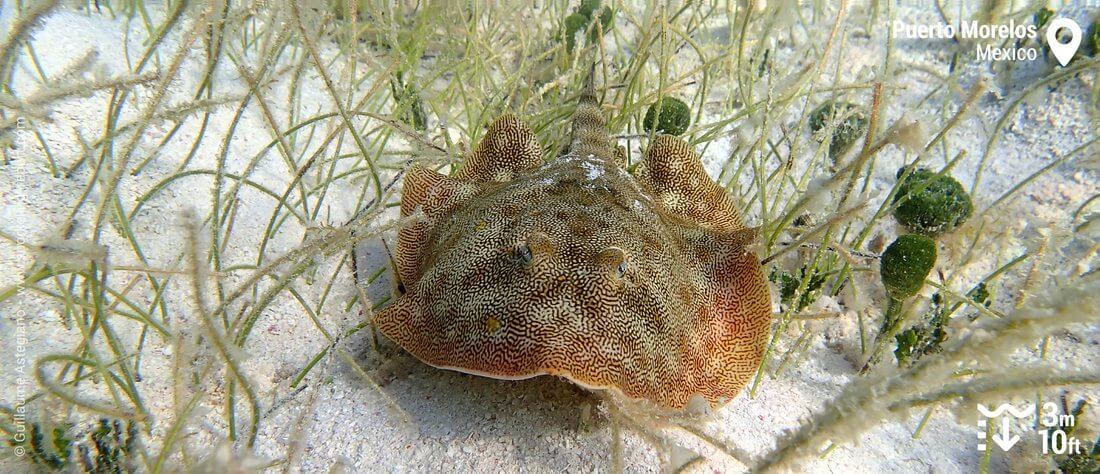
top-left (374, 109), bottom-right (772, 409)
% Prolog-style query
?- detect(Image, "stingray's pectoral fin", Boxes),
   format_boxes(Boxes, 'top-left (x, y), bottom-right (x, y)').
top-left (711, 228), bottom-right (771, 397)
top-left (679, 224), bottom-right (770, 406)
top-left (454, 113), bottom-right (542, 182)
top-left (636, 135), bottom-right (743, 231)
top-left (372, 293), bottom-right (429, 354)
top-left (396, 166), bottom-right (477, 287)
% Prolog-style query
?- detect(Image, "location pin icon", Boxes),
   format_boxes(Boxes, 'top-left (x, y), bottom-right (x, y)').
top-left (1046, 17), bottom-right (1082, 67)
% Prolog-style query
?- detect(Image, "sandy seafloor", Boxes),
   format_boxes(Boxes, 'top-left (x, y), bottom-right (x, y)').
top-left (1, 2), bottom-right (1098, 473)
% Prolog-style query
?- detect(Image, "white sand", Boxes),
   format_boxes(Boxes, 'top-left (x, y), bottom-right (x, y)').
top-left (1, 2), bottom-right (1097, 473)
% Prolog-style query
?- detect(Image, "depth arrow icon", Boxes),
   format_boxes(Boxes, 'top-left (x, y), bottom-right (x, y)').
top-left (991, 416), bottom-right (1020, 451)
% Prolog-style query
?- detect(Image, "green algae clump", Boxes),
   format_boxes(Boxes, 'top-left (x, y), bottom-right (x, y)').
top-left (880, 234), bottom-right (937, 301)
top-left (892, 166), bottom-right (973, 236)
top-left (588, 6), bottom-right (614, 41)
top-left (563, 13), bottom-right (589, 52)
top-left (1087, 19), bottom-right (1100, 57)
top-left (644, 97), bottom-right (691, 136)
top-left (576, 0), bottom-right (601, 18)
top-left (560, 0), bottom-right (614, 52)
top-left (809, 101), bottom-right (867, 160)
top-left (1033, 7), bottom-right (1054, 29)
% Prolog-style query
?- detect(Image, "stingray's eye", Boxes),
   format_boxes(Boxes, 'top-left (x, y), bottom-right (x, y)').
top-left (514, 243), bottom-right (533, 264)
top-left (598, 246), bottom-right (628, 279)
top-left (515, 232), bottom-right (554, 266)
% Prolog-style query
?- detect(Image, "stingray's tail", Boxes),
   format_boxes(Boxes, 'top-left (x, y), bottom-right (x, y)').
top-left (568, 63), bottom-right (615, 161)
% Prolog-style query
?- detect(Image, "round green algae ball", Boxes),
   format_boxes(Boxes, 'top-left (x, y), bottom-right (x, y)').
top-left (880, 234), bottom-right (937, 300)
top-left (892, 166), bottom-right (973, 236)
top-left (809, 101), bottom-right (867, 159)
top-left (643, 97), bottom-right (691, 136)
